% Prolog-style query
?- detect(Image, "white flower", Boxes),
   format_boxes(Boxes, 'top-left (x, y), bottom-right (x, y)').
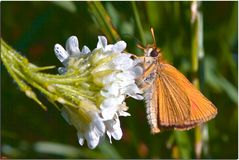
top-left (104, 102), bottom-right (130, 143)
top-left (54, 35), bottom-right (143, 149)
top-left (61, 107), bottom-right (105, 149)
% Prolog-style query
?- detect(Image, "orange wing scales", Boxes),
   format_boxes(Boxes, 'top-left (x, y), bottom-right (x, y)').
top-left (157, 63), bottom-right (217, 130)
top-left (158, 68), bottom-right (191, 126)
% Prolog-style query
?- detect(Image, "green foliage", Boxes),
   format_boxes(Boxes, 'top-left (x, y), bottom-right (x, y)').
top-left (1, 1), bottom-right (238, 158)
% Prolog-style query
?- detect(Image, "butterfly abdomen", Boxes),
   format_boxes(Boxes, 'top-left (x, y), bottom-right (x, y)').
top-left (144, 86), bottom-right (161, 133)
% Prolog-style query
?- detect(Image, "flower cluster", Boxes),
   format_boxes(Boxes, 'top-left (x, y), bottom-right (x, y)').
top-left (54, 35), bottom-right (143, 149)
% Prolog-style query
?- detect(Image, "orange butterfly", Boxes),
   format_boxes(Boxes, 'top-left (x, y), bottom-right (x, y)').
top-left (137, 28), bottom-right (217, 134)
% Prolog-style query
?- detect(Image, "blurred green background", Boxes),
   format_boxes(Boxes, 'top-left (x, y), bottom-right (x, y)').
top-left (1, 1), bottom-right (238, 159)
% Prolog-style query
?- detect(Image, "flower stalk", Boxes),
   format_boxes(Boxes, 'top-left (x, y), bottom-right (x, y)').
top-left (87, 1), bottom-right (120, 42)
top-left (191, 1), bottom-right (208, 158)
top-left (2, 39), bottom-right (92, 112)
top-left (131, 1), bottom-right (146, 45)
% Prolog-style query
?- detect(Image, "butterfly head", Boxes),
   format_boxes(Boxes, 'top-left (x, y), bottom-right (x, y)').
top-left (144, 47), bottom-right (161, 58)
top-left (137, 27), bottom-right (162, 59)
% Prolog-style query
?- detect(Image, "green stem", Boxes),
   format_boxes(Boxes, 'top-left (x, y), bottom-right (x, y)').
top-left (131, 1), bottom-right (146, 45)
top-left (191, 1), bottom-right (207, 159)
top-left (55, 84), bottom-right (96, 101)
top-left (30, 65), bottom-right (56, 71)
top-left (87, 1), bottom-right (120, 42)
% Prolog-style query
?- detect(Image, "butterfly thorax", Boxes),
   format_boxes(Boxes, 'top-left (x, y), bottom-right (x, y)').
top-left (138, 46), bottom-right (162, 90)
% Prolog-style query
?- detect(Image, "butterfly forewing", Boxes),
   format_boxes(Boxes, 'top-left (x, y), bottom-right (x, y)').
top-left (158, 64), bottom-right (191, 127)
top-left (186, 81), bottom-right (217, 123)
top-left (157, 63), bottom-right (217, 130)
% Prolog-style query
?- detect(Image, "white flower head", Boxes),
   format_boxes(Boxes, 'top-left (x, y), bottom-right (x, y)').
top-left (54, 35), bottom-right (143, 149)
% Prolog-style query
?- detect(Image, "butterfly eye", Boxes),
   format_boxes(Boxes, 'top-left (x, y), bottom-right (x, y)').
top-left (150, 49), bottom-right (159, 57)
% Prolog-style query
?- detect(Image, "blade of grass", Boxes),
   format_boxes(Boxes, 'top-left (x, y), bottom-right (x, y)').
top-left (174, 131), bottom-right (191, 159)
top-left (87, 1), bottom-right (120, 42)
top-left (52, 1), bottom-right (77, 13)
top-left (131, 1), bottom-right (146, 45)
top-left (98, 141), bottom-right (122, 158)
top-left (191, 1), bottom-right (209, 158)
top-left (145, 2), bottom-right (160, 28)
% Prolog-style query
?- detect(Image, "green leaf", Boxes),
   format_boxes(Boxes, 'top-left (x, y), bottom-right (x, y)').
top-left (174, 131), bottom-right (192, 159)
top-left (205, 56), bottom-right (238, 104)
top-left (34, 141), bottom-right (105, 158)
top-left (87, 1), bottom-right (120, 42)
top-left (52, 2), bottom-right (77, 13)
top-left (98, 141), bottom-right (122, 158)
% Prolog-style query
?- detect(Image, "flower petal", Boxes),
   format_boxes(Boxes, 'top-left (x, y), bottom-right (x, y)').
top-left (93, 116), bottom-right (105, 136)
top-left (85, 129), bottom-right (100, 149)
top-left (105, 117), bottom-right (122, 141)
top-left (97, 36), bottom-right (107, 49)
top-left (113, 54), bottom-right (133, 70)
top-left (106, 131), bottom-right (112, 143)
top-left (77, 132), bottom-right (85, 146)
top-left (58, 67), bottom-right (67, 74)
top-left (118, 111), bottom-right (131, 117)
top-left (61, 108), bottom-right (72, 125)
top-left (101, 83), bottom-right (121, 97)
top-left (132, 58), bottom-right (143, 66)
top-left (112, 41), bottom-right (127, 52)
top-left (65, 36), bottom-right (81, 55)
top-left (111, 118), bottom-right (122, 140)
top-left (117, 103), bottom-right (131, 117)
top-left (82, 45), bottom-right (91, 54)
top-left (100, 96), bottom-right (125, 120)
top-left (54, 44), bottom-right (69, 63)
top-left (101, 105), bottom-right (118, 120)
top-left (124, 84), bottom-right (143, 100)
top-left (104, 44), bottom-right (114, 52)
top-left (100, 96), bottom-right (125, 109)
top-left (130, 65), bottom-right (144, 78)
top-left (115, 72), bottom-right (135, 87)
top-left (102, 73), bottom-right (117, 85)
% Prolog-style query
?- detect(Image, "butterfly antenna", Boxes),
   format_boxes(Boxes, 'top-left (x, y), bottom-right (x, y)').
top-left (150, 27), bottom-right (157, 47)
top-left (134, 38), bottom-right (145, 50)
top-left (136, 44), bottom-right (145, 50)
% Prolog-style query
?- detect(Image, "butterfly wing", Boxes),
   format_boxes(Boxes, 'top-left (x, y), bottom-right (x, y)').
top-left (157, 64), bottom-right (191, 128)
top-left (157, 63), bottom-right (217, 130)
